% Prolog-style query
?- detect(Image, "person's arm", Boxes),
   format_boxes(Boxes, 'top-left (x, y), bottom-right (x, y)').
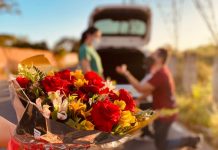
top-left (81, 59), bottom-right (91, 73)
top-left (124, 71), bottom-right (154, 93)
top-left (136, 92), bottom-right (150, 101)
top-left (79, 46), bottom-right (91, 73)
top-left (116, 64), bottom-right (154, 93)
top-left (135, 88), bottom-right (153, 106)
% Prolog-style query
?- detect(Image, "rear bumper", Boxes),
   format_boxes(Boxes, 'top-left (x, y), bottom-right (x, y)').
top-left (116, 84), bottom-right (141, 98)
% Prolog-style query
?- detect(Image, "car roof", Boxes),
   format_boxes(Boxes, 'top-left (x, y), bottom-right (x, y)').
top-left (90, 5), bottom-right (151, 23)
top-left (93, 5), bottom-right (151, 12)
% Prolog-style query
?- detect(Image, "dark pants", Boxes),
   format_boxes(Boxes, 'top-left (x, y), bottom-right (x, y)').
top-left (140, 103), bottom-right (197, 150)
top-left (153, 119), bottom-right (196, 150)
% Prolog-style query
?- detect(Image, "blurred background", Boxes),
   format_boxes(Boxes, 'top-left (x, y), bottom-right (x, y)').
top-left (0, 0), bottom-right (218, 149)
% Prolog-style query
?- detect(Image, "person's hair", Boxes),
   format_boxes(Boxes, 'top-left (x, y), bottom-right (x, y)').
top-left (80, 27), bottom-right (99, 44)
top-left (156, 47), bottom-right (169, 64)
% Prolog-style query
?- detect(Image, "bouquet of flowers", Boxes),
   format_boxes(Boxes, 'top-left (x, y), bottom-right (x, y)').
top-left (10, 55), bottom-right (156, 149)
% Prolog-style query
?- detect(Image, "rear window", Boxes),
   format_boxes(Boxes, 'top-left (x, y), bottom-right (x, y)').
top-left (94, 19), bottom-right (146, 36)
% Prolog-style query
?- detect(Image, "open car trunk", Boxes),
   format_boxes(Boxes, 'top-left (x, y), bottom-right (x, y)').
top-left (89, 5), bottom-right (151, 47)
top-left (98, 48), bottom-right (147, 84)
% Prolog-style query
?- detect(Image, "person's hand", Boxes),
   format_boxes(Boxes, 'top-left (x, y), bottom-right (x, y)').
top-left (116, 64), bottom-right (128, 75)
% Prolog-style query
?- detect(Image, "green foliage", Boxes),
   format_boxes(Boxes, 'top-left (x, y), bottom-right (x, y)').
top-left (196, 61), bottom-right (212, 83)
top-left (65, 118), bottom-right (81, 129)
top-left (0, 34), bottom-right (17, 46)
top-left (0, 0), bottom-right (20, 14)
top-left (0, 34), bottom-right (49, 49)
top-left (178, 82), bottom-right (213, 127)
top-left (189, 44), bottom-right (218, 60)
top-left (210, 112), bottom-right (218, 146)
top-left (33, 66), bottom-right (45, 80)
top-left (18, 65), bottom-right (45, 82)
top-left (51, 110), bottom-right (58, 120)
top-left (18, 65), bottom-right (46, 99)
top-left (53, 48), bottom-right (67, 56)
top-left (113, 125), bottom-right (132, 136)
top-left (173, 44), bottom-right (215, 93)
top-left (13, 41), bottom-right (49, 50)
top-left (177, 81), bottom-right (218, 147)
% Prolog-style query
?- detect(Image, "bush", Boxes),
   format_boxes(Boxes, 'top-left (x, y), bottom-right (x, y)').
top-left (177, 81), bottom-right (218, 147)
top-left (177, 82), bottom-right (212, 127)
top-left (172, 44), bottom-right (218, 147)
top-left (210, 111), bottom-right (218, 146)
top-left (197, 61), bottom-right (212, 84)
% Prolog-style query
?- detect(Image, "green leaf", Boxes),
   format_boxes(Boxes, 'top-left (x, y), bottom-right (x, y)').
top-left (18, 65), bottom-right (45, 82)
top-left (65, 118), bottom-right (81, 129)
top-left (51, 110), bottom-right (58, 120)
top-left (35, 88), bottom-right (39, 97)
top-left (68, 94), bottom-right (78, 102)
top-left (33, 66), bottom-right (45, 81)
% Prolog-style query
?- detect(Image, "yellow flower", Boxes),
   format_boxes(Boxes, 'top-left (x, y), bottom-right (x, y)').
top-left (114, 100), bottom-right (126, 110)
top-left (74, 79), bottom-right (88, 88)
top-left (119, 111), bottom-right (136, 128)
top-left (80, 120), bottom-right (94, 130)
top-left (71, 70), bottom-right (84, 79)
top-left (47, 71), bottom-right (54, 76)
top-left (69, 100), bottom-right (87, 118)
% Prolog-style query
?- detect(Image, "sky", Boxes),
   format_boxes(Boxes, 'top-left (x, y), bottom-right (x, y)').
top-left (0, 0), bottom-right (218, 50)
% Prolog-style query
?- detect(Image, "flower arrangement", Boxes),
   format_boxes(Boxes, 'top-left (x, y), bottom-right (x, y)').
top-left (16, 64), bottom-right (154, 135)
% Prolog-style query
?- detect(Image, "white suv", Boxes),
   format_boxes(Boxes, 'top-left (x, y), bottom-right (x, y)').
top-left (89, 5), bottom-right (152, 97)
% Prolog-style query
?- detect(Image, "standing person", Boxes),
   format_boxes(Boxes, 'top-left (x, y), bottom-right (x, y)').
top-left (116, 48), bottom-right (201, 150)
top-left (79, 27), bottom-right (103, 77)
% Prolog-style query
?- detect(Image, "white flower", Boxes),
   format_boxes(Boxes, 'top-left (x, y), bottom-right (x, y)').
top-left (102, 80), bottom-right (115, 91)
top-left (48, 90), bottom-right (63, 101)
top-left (88, 98), bottom-right (93, 106)
top-left (60, 98), bottom-right (68, 112)
top-left (36, 98), bottom-right (43, 111)
top-left (57, 111), bottom-right (67, 120)
top-left (36, 98), bottom-right (51, 119)
top-left (48, 90), bottom-right (64, 111)
top-left (48, 90), bottom-right (69, 120)
top-left (42, 105), bottom-right (51, 119)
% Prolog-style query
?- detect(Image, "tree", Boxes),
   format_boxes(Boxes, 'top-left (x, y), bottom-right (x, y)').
top-left (0, 34), bottom-right (17, 46)
top-left (156, 0), bottom-right (185, 50)
top-left (192, 0), bottom-right (218, 46)
top-left (54, 37), bottom-right (78, 53)
top-left (0, 34), bottom-right (49, 50)
top-left (12, 41), bottom-right (49, 50)
top-left (0, 0), bottom-right (20, 14)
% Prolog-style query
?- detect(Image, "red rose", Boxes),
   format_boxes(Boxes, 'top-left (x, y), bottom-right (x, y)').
top-left (85, 71), bottom-right (102, 81)
top-left (16, 77), bottom-right (30, 88)
top-left (85, 71), bottom-right (104, 88)
top-left (81, 71), bottom-right (106, 94)
top-left (55, 70), bottom-right (75, 82)
top-left (119, 89), bottom-right (136, 112)
top-left (91, 98), bottom-right (121, 132)
top-left (41, 76), bottom-right (70, 95)
top-left (109, 91), bottom-right (119, 101)
top-left (82, 84), bottom-right (100, 94)
top-left (75, 90), bottom-right (89, 102)
top-left (99, 87), bottom-right (109, 94)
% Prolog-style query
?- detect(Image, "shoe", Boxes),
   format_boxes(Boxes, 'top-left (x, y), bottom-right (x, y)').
top-left (141, 136), bottom-right (153, 142)
top-left (189, 134), bottom-right (203, 149)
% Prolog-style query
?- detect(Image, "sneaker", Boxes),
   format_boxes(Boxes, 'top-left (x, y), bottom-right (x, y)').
top-left (189, 134), bottom-right (203, 149)
top-left (141, 136), bottom-right (153, 142)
